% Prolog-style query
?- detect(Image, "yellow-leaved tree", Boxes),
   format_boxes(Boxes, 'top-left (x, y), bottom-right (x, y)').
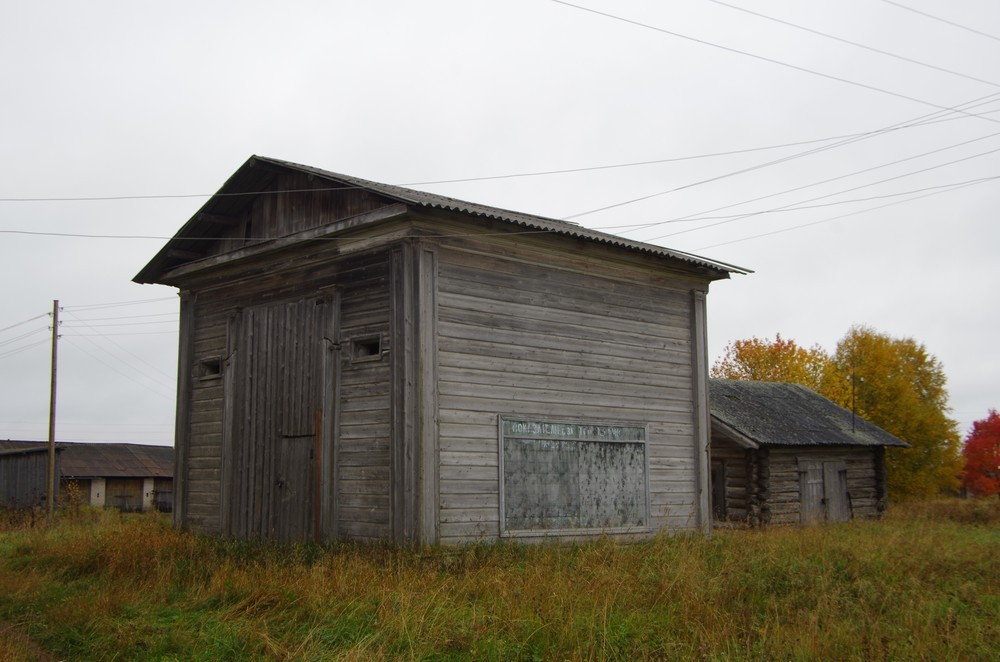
top-left (825, 325), bottom-right (962, 498)
top-left (710, 333), bottom-right (831, 391)
top-left (711, 326), bottom-right (963, 499)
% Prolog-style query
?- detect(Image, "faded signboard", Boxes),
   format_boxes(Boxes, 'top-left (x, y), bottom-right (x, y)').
top-left (500, 418), bottom-right (649, 535)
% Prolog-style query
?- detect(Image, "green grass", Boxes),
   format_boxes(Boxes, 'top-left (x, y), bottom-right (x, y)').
top-left (0, 500), bottom-right (997, 660)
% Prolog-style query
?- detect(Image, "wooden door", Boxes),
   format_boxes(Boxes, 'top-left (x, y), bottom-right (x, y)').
top-left (710, 461), bottom-right (726, 520)
top-left (273, 435), bottom-right (315, 540)
top-left (106, 478), bottom-right (143, 512)
top-left (225, 297), bottom-right (334, 539)
top-left (799, 460), bottom-right (826, 524)
top-left (823, 461), bottom-right (850, 522)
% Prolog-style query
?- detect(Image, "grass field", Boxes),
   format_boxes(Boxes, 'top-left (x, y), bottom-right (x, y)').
top-left (0, 499), bottom-right (997, 660)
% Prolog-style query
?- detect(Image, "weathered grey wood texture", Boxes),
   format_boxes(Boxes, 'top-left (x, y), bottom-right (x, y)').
top-left (150, 159), bottom-right (737, 544)
top-left (434, 241), bottom-right (704, 543)
top-left (711, 435), bottom-right (883, 526)
top-left (0, 448), bottom-right (56, 508)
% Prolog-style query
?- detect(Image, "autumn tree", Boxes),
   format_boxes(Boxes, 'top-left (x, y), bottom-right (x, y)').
top-left (962, 410), bottom-right (1000, 497)
top-left (711, 333), bottom-right (832, 391)
top-left (824, 325), bottom-right (962, 498)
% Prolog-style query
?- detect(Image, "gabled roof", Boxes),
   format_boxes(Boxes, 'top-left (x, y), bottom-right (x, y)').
top-left (0, 441), bottom-right (173, 478)
top-left (0, 440), bottom-right (53, 457)
top-left (709, 380), bottom-right (909, 449)
top-left (135, 155), bottom-right (750, 284)
top-left (59, 443), bottom-right (173, 479)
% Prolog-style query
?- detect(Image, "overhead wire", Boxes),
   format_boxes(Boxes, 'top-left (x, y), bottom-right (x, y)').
top-left (709, 0), bottom-right (1000, 88)
top-left (0, 313), bottom-right (49, 335)
top-left (693, 174), bottom-right (1000, 251)
top-left (0, 326), bottom-right (49, 348)
top-left (63, 297), bottom-right (175, 311)
top-left (656, 174), bottom-right (1000, 223)
top-left (549, 0), bottom-right (1000, 122)
top-left (646, 141), bottom-right (1000, 242)
top-left (61, 310), bottom-right (176, 383)
top-left (61, 336), bottom-right (174, 400)
top-left (0, 125), bottom-right (978, 204)
top-left (878, 0), bottom-right (1000, 43)
top-left (569, 92), bottom-right (1000, 221)
top-left (633, 126), bottom-right (1000, 237)
top-left (0, 338), bottom-right (50, 361)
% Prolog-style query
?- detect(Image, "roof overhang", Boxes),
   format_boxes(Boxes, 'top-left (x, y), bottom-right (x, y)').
top-left (135, 155), bottom-right (752, 286)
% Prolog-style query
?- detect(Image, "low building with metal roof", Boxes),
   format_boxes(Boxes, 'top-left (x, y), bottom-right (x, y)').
top-left (0, 441), bottom-right (173, 512)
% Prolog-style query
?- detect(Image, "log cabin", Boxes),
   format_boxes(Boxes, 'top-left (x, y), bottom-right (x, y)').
top-left (708, 379), bottom-right (909, 526)
top-left (135, 155), bottom-right (748, 544)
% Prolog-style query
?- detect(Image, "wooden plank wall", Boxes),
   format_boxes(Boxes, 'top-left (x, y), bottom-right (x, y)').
top-left (182, 300), bottom-right (228, 533)
top-left (765, 446), bottom-right (880, 525)
top-left (434, 245), bottom-right (702, 543)
top-left (211, 173), bottom-right (394, 257)
top-left (336, 256), bottom-right (392, 541)
top-left (180, 247), bottom-right (393, 539)
top-left (0, 450), bottom-right (53, 508)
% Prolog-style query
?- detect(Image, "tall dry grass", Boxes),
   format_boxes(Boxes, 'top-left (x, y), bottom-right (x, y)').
top-left (0, 500), bottom-right (997, 659)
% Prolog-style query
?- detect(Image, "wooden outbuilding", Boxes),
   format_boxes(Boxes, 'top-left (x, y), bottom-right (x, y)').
top-left (135, 156), bottom-right (747, 544)
top-left (0, 441), bottom-right (173, 512)
top-left (708, 379), bottom-right (909, 526)
top-left (0, 441), bottom-right (57, 509)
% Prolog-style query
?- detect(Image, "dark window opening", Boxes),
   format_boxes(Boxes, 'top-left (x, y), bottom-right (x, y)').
top-left (352, 336), bottom-right (383, 362)
top-left (198, 357), bottom-right (223, 380)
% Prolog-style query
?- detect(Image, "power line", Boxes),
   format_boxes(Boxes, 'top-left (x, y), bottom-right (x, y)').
top-left (67, 312), bottom-right (178, 322)
top-left (709, 0), bottom-right (1000, 88)
top-left (0, 129), bottom-right (966, 204)
top-left (0, 313), bottom-right (50, 335)
top-left (1, 102), bottom-right (999, 214)
top-left (61, 331), bottom-right (177, 337)
top-left (566, 92), bottom-right (1000, 221)
top-left (61, 320), bottom-right (177, 328)
top-left (632, 126), bottom-right (1000, 238)
top-left (63, 297), bottom-right (175, 311)
top-left (664, 174), bottom-right (1000, 223)
top-left (0, 326), bottom-right (49, 349)
top-left (647, 140), bottom-right (1000, 242)
top-left (0, 338), bottom-right (50, 361)
top-left (61, 311), bottom-right (176, 383)
top-left (61, 337), bottom-right (174, 401)
top-left (549, 0), bottom-right (1000, 122)
top-left (879, 0), bottom-right (1000, 43)
top-left (693, 175), bottom-right (999, 251)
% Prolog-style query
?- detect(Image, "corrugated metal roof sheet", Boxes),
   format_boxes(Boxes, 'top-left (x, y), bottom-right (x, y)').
top-left (58, 443), bottom-right (174, 479)
top-left (0, 442), bottom-right (174, 478)
top-left (135, 155), bottom-right (751, 283)
top-left (709, 380), bottom-right (909, 448)
top-left (258, 157), bottom-right (750, 276)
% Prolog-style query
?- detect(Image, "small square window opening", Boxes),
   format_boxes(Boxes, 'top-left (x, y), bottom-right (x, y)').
top-left (198, 357), bottom-right (223, 380)
top-left (352, 336), bottom-right (383, 362)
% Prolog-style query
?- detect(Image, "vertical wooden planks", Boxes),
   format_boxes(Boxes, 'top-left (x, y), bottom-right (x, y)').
top-left (417, 246), bottom-right (439, 546)
top-left (691, 290), bottom-right (712, 533)
top-left (174, 291), bottom-right (195, 530)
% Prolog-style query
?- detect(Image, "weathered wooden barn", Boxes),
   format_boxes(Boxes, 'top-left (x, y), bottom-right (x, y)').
top-left (0, 441), bottom-right (56, 509)
top-left (708, 380), bottom-right (909, 526)
top-left (0, 441), bottom-right (173, 512)
top-left (59, 443), bottom-right (174, 512)
top-left (135, 155), bottom-right (747, 544)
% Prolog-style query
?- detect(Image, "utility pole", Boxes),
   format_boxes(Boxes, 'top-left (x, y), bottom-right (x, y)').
top-left (848, 371), bottom-right (864, 433)
top-left (47, 299), bottom-right (59, 518)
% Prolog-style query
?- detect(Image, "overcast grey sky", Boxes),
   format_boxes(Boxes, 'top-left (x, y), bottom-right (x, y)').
top-left (2, 0), bottom-right (997, 446)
